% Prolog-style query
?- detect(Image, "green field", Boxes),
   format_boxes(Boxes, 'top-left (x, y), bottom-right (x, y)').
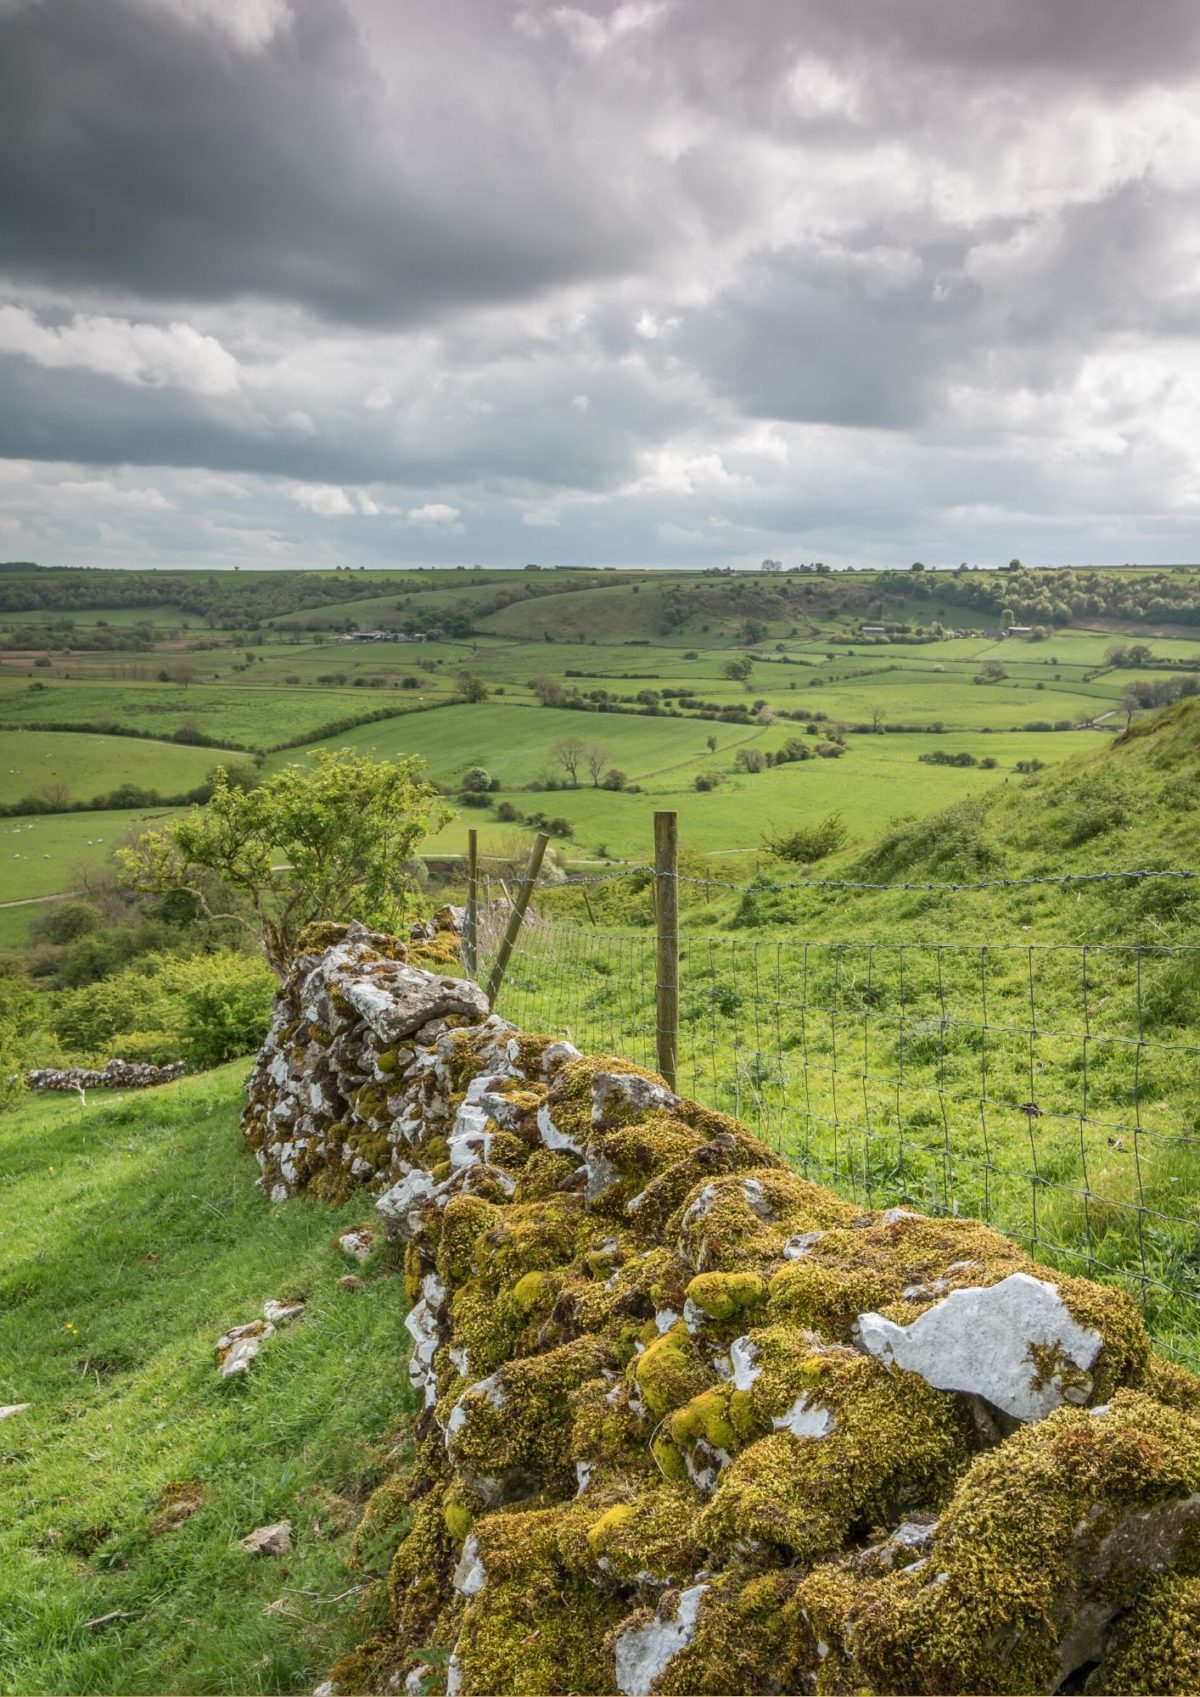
top-left (295, 704), bottom-right (1100, 859)
top-left (0, 807), bottom-right (182, 903)
top-left (0, 680), bottom-right (429, 751)
top-left (0, 1066), bottom-right (413, 1694)
top-left (0, 562), bottom-right (1197, 903)
top-left (0, 732), bottom-right (223, 807)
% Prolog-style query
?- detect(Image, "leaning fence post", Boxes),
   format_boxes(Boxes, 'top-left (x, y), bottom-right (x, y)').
top-left (654, 809), bottom-right (679, 1090)
top-left (464, 828), bottom-right (479, 978)
top-left (486, 832), bottom-right (549, 1008)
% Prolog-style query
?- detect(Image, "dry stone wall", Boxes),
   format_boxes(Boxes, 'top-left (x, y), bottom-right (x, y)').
top-left (242, 925), bottom-right (1200, 1696)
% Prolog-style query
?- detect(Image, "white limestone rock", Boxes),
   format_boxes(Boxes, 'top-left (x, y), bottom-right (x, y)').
top-left (336, 1227), bottom-right (375, 1263)
top-left (375, 1169), bottom-right (437, 1235)
top-left (263, 1298), bottom-right (305, 1325)
top-left (591, 1070), bottom-right (679, 1127)
top-left (772, 1392), bottom-right (836, 1438)
top-left (216, 1319), bottom-right (276, 1377)
top-left (856, 1271), bottom-right (1104, 1423)
top-left (344, 966), bottom-right (488, 1044)
top-left (452, 1533), bottom-right (487, 1597)
top-left (614, 1584), bottom-right (708, 1695)
top-left (239, 1520), bottom-right (293, 1557)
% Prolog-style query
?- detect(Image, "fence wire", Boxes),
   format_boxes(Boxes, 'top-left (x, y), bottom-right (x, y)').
top-left (485, 898), bottom-right (1200, 1372)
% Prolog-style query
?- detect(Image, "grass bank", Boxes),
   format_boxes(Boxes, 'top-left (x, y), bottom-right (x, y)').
top-left (0, 1065), bottom-right (415, 1696)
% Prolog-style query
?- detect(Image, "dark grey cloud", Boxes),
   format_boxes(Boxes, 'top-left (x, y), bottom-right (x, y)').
top-left (0, 0), bottom-right (1198, 568)
top-left (0, 0), bottom-right (667, 325)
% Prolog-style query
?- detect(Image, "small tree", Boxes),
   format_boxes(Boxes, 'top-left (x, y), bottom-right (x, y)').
top-left (723, 656), bottom-right (753, 684)
top-left (457, 673), bottom-right (489, 703)
top-left (584, 741), bottom-right (610, 787)
top-left (552, 736), bottom-right (586, 786)
top-left (117, 751), bottom-right (450, 979)
top-left (706, 734), bottom-right (719, 753)
top-left (461, 765), bottom-right (492, 793)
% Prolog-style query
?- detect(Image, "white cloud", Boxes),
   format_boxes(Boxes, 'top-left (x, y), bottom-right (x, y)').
top-left (407, 501), bottom-right (462, 526)
top-left (522, 506), bottom-right (560, 527)
top-left (291, 483), bottom-right (355, 515)
top-left (0, 305), bottom-right (240, 395)
top-left (570, 393), bottom-right (591, 411)
top-left (365, 385), bottom-right (393, 410)
top-left (58, 478), bottom-right (171, 510)
top-left (137, 0), bottom-right (291, 52)
top-left (520, 1), bottom-right (670, 57)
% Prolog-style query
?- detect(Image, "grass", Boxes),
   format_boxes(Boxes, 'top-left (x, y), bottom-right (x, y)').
top-left (0, 680), bottom-right (423, 751)
top-left (0, 808), bottom-right (182, 904)
top-left (0, 732), bottom-right (224, 807)
top-left (484, 704), bottom-right (1200, 1368)
top-left (407, 722), bottom-right (1100, 861)
top-left (0, 1065), bottom-right (415, 1696)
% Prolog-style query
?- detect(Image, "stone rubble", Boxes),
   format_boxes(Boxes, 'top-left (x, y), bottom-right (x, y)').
top-left (239, 1521), bottom-right (293, 1557)
top-left (216, 1319), bottom-right (275, 1377)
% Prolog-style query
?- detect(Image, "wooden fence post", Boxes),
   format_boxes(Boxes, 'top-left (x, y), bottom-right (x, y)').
top-left (654, 810), bottom-right (679, 1090)
top-left (464, 828), bottom-right (479, 979)
top-left (486, 832), bottom-right (549, 1009)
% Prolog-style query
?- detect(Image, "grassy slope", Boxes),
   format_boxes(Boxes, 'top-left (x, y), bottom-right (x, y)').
top-left (507, 705), bottom-right (1200, 1365)
top-left (0, 681), bottom-right (421, 750)
top-left (1, 807), bottom-right (188, 904)
top-left (0, 732), bottom-right (222, 807)
top-left (0, 1065), bottom-right (413, 1696)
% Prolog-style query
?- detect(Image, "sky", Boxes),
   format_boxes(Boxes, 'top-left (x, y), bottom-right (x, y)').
top-left (1, 0), bottom-right (1199, 572)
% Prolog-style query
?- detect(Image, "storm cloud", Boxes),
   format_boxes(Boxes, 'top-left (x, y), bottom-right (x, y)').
top-left (0, 0), bottom-right (1197, 568)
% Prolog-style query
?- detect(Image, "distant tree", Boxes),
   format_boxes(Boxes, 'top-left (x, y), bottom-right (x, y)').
top-left (530, 673), bottom-right (566, 707)
top-left (735, 748), bottom-right (766, 773)
top-left (457, 672), bottom-right (489, 703)
top-left (723, 656), bottom-right (753, 683)
top-left (870, 705), bottom-right (885, 732)
top-left (1005, 559), bottom-right (1022, 571)
top-left (461, 765), bottom-right (492, 793)
top-left (910, 561), bottom-right (926, 572)
top-left (117, 751), bottom-right (449, 979)
top-left (552, 736), bottom-right (587, 786)
top-left (172, 663), bottom-right (197, 687)
top-left (584, 741), bottom-right (610, 787)
top-left (706, 734), bottom-right (719, 753)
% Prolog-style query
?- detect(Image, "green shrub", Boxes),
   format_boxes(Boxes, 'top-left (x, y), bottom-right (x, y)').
top-left (763, 813), bottom-right (848, 864)
top-left (52, 950), bottom-right (275, 1067)
top-left (33, 900), bottom-right (103, 945)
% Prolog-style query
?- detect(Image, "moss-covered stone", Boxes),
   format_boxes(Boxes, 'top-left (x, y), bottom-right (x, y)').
top-left (810, 1390), bottom-right (1200, 1695)
top-left (447, 1338), bottom-right (616, 1501)
top-left (455, 1506), bottom-right (625, 1694)
top-left (632, 1321), bottom-right (714, 1420)
top-left (1091, 1573), bottom-right (1200, 1693)
top-left (698, 1346), bottom-right (968, 1562)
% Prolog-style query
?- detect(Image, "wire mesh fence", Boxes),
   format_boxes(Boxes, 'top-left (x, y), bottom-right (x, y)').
top-left (483, 876), bottom-right (1200, 1371)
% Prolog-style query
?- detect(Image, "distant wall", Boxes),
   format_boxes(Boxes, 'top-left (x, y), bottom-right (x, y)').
top-left (243, 927), bottom-right (1200, 1697)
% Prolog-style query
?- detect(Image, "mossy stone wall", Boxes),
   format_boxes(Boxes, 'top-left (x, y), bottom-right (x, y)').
top-left (243, 934), bottom-right (1200, 1696)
